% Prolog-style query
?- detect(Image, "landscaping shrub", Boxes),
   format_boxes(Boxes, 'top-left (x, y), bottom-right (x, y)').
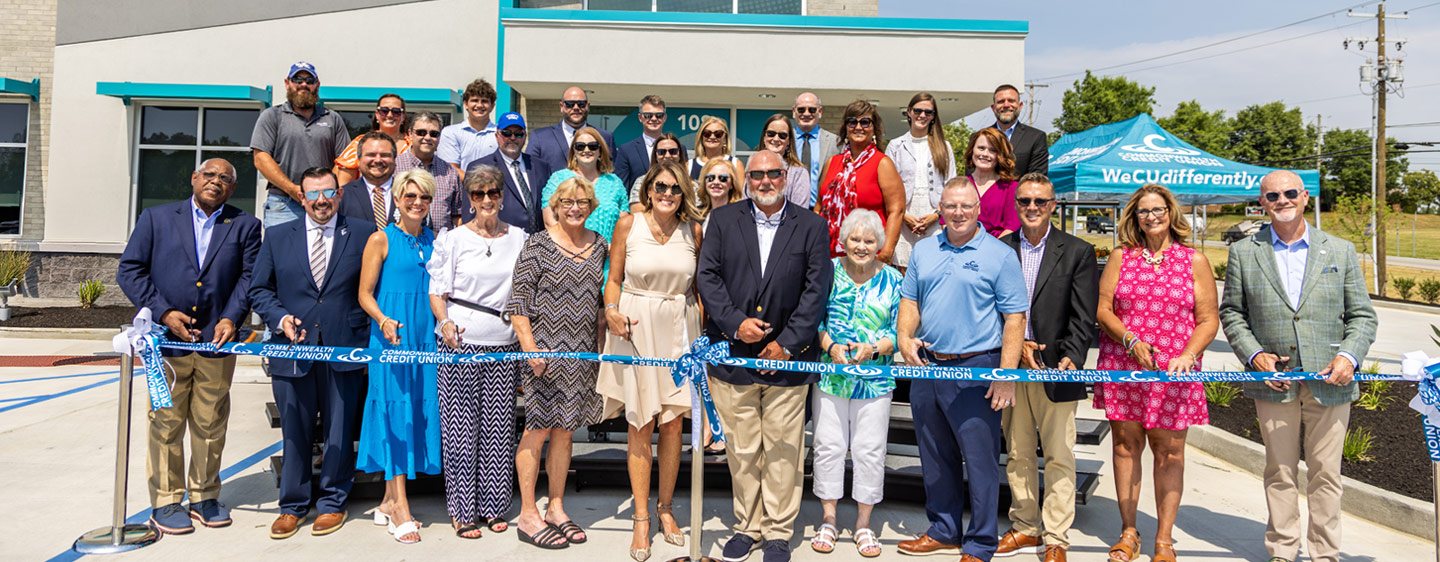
top-left (1393, 277), bottom-right (1416, 301)
top-left (1420, 279), bottom-right (1440, 304)
top-left (77, 280), bottom-right (105, 309)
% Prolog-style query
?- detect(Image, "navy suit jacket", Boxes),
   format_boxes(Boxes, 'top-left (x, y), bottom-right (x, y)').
top-left (697, 201), bottom-right (832, 387)
top-left (248, 214), bottom-right (375, 375)
top-left (525, 122), bottom-right (616, 174)
top-left (612, 136), bottom-right (650, 194)
top-left (462, 151), bottom-right (553, 233)
top-left (337, 177), bottom-right (395, 229)
top-left (118, 200), bottom-right (262, 356)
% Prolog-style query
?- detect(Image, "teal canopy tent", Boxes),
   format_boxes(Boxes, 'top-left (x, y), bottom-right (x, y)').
top-left (1047, 113), bottom-right (1320, 205)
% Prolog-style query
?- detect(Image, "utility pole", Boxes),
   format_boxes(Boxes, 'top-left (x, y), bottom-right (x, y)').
top-left (1024, 82), bottom-right (1048, 126)
top-left (1349, 2), bottom-right (1407, 296)
top-left (1315, 114), bottom-right (1323, 230)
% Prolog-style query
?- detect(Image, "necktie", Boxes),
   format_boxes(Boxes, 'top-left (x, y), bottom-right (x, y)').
top-left (309, 226), bottom-right (327, 288)
top-left (512, 160), bottom-right (531, 209)
top-left (801, 132), bottom-right (814, 170)
top-left (371, 186), bottom-right (387, 226)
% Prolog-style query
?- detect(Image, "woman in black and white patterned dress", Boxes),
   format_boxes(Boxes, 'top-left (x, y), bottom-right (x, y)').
top-left (506, 175), bottom-right (608, 550)
top-left (428, 165), bottom-right (527, 539)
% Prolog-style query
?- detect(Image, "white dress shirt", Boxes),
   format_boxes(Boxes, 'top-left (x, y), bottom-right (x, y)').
top-left (753, 203), bottom-right (784, 277)
top-left (562, 122), bottom-right (579, 146)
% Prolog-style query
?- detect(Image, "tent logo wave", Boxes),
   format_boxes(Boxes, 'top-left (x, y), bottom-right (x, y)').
top-left (1120, 134), bottom-right (1202, 156)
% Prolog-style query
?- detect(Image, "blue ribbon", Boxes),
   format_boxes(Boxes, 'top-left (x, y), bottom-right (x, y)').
top-left (1402, 353), bottom-right (1440, 460)
top-left (671, 336), bottom-right (729, 443)
top-left (137, 324), bottom-right (174, 410)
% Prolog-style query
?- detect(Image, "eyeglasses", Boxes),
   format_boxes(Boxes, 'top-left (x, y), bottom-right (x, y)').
top-left (846, 117), bottom-right (874, 128)
top-left (572, 141), bottom-right (601, 152)
top-left (411, 129), bottom-right (440, 138)
top-left (940, 202), bottom-right (979, 212)
top-left (1016, 197), bottom-right (1053, 208)
top-left (794, 106), bottom-right (819, 115)
top-left (641, 111), bottom-right (666, 120)
top-left (910, 108), bottom-right (936, 117)
top-left (302, 188), bottom-right (337, 200)
top-left (654, 147), bottom-right (680, 157)
top-left (469, 188), bottom-right (503, 200)
top-left (401, 193), bottom-right (434, 202)
top-left (199, 170), bottom-right (236, 184)
top-left (288, 76), bottom-right (317, 85)
top-left (747, 169), bottom-right (785, 180)
top-left (1136, 206), bottom-right (1169, 219)
top-left (701, 130), bottom-right (726, 140)
top-left (562, 100), bottom-right (589, 109)
top-left (651, 181), bottom-right (683, 196)
top-left (557, 198), bottom-right (592, 209)
top-left (500, 129), bottom-right (526, 139)
top-left (705, 174), bottom-right (730, 183)
top-left (764, 130), bottom-right (790, 140)
top-left (1263, 189), bottom-right (1302, 202)
top-left (375, 107), bottom-right (405, 116)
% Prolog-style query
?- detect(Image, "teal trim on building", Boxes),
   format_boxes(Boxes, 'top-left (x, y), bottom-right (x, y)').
top-left (96, 81), bottom-right (272, 106)
top-left (319, 86), bottom-right (462, 109)
top-left (495, 18), bottom-right (511, 115)
top-left (498, 7), bottom-right (1028, 35)
top-left (0, 78), bottom-right (40, 102)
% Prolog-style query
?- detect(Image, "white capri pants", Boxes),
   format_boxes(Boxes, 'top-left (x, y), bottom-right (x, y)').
top-left (811, 388), bottom-right (892, 505)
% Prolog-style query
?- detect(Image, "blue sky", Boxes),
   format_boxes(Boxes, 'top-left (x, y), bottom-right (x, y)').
top-left (879, 1), bottom-right (1440, 172)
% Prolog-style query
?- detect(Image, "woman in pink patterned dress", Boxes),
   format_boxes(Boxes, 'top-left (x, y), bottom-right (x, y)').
top-left (1095, 184), bottom-right (1219, 562)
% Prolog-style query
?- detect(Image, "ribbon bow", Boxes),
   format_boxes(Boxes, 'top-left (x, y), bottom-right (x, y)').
top-left (112, 308), bottom-right (174, 410)
top-left (1401, 351), bottom-right (1440, 461)
top-left (672, 336), bottom-right (730, 443)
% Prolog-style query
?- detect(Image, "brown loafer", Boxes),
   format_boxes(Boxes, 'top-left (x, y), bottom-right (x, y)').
top-left (270, 513), bottom-right (304, 539)
top-left (312, 511), bottom-right (347, 536)
top-left (897, 534), bottom-right (960, 556)
top-left (961, 555), bottom-right (984, 562)
top-left (995, 529), bottom-right (1043, 557)
top-left (1044, 545), bottom-right (1068, 562)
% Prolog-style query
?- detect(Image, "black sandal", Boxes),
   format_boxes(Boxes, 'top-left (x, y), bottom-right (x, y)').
top-left (552, 520), bottom-right (587, 544)
top-left (454, 523), bottom-right (482, 539)
top-left (518, 524), bottom-right (568, 549)
top-left (702, 436), bottom-right (726, 455)
top-left (484, 517), bottom-right (509, 533)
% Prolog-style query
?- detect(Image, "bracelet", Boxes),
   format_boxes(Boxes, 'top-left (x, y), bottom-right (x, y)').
top-left (438, 318), bottom-right (455, 331)
top-left (605, 303), bottom-right (617, 311)
top-left (379, 317), bottom-right (392, 328)
top-left (828, 342), bottom-right (844, 357)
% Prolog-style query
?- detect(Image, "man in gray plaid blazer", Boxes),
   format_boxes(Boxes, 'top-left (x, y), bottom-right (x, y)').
top-left (1219, 170), bottom-right (1377, 562)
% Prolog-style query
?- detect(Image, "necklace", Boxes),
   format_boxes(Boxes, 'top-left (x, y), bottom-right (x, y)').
top-left (469, 221), bottom-right (506, 257)
top-left (1141, 246), bottom-right (1166, 268)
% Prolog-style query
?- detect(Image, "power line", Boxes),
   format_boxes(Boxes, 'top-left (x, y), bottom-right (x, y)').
top-left (1033, 1), bottom-right (1377, 81)
top-left (1118, 21), bottom-right (1366, 76)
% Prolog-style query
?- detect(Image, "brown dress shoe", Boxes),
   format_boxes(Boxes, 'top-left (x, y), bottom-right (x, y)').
top-left (312, 511), bottom-right (347, 536)
top-left (1044, 544), bottom-right (1068, 562)
top-left (995, 529), bottom-right (1043, 556)
top-left (960, 555), bottom-right (984, 562)
top-left (897, 534), bottom-right (960, 556)
top-left (270, 514), bottom-right (304, 539)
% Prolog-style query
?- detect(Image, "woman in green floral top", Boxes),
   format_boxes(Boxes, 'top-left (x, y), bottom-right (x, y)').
top-left (809, 209), bottom-right (901, 558)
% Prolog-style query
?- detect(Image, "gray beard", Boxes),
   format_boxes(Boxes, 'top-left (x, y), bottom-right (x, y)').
top-left (751, 190), bottom-right (781, 207)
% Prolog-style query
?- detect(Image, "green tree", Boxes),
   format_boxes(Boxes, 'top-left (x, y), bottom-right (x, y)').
top-left (1396, 170), bottom-right (1440, 213)
top-left (1157, 100), bottom-right (1231, 158)
top-left (1320, 128), bottom-right (1409, 208)
top-left (1052, 71), bottom-right (1156, 135)
top-left (944, 122), bottom-right (974, 168)
top-left (1227, 102), bottom-right (1316, 167)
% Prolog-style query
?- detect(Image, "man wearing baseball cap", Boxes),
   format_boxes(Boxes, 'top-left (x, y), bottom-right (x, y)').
top-left (466, 111), bottom-right (552, 233)
top-left (250, 62), bottom-right (352, 228)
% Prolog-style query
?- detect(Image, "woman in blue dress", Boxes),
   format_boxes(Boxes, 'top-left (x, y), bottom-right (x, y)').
top-left (357, 169), bottom-right (442, 544)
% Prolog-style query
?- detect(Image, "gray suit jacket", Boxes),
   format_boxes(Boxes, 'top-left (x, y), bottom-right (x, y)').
top-left (1219, 225), bottom-right (1377, 406)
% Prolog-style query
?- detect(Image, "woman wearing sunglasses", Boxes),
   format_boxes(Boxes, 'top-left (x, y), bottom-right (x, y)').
top-left (427, 165), bottom-right (528, 540)
top-left (335, 93), bottom-right (410, 186)
top-left (697, 159), bottom-right (744, 230)
top-left (542, 126), bottom-right (630, 283)
top-left (688, 116), bottom-right (742, 180)
top-left (884, 93), bottom-right (956, 271)
top-left (629, 133), bottom-right (689, 212)
top-left (755, 113), bottom-right (814, 208)
top-left (816, 100), bottom-right (905, 261)
top-left (356, 169), bottom-right (440, 544)
top-left (597, 160), bottom-right (705, 561)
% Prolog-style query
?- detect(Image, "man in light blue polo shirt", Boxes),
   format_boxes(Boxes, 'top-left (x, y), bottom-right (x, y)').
top-left (437, 78), bottom-right (499, 174)
top-left (897, 176), bottom-right (1027, 561)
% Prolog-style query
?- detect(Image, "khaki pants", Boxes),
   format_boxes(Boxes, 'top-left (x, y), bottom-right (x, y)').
top-left (147, 353), bottom-right (236, 507)
top-left (1002, 382), bottom-right (1077, 548)
top-left (710, 378), bottom-right (808, 542)
top-left (1255, 383), bottom-right (1350, 562)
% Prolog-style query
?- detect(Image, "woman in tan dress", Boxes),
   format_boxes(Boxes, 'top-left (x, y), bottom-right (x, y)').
top-left (597, 160), bottom-right (704, 561)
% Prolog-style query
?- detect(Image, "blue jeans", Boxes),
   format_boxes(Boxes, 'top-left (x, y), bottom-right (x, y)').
top-left (263, 193), bottom-right (304, 229)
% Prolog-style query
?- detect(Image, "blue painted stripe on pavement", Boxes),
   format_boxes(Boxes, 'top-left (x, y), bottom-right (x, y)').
top-left (0, 395), bottom-right (41, 402)
top-left (0, 377), bottom-right (120, 414)
top-left (0, 370), bottom-right (120, 385)
top-left (47, 440), bottom-right (283, 562)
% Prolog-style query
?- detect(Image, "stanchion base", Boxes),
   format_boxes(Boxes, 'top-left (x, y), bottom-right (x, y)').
top-left (72, 524), bottom-right (160, 554)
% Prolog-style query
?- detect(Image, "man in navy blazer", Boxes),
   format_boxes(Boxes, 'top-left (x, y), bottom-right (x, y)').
top-left (525, 86), bottom-right (616, 173)
top-left (464, 112), bottom-right (552, 233)
top-left (697, 151), bottom-right (831, 561)
top-left (248, 167), bottom-right (375, 539)
top-left (613, 95), bottom-right (668, 192)
top-left (337, 132), bottom-right (398, 228)
top-left (118, 158), bottom-right (262, 535)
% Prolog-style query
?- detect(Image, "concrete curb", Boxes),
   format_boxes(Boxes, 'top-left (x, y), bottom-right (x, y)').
top-left (1187, 422), bottom-right (1437, 541)
top-left (0, 327), bottom-right (117, 340)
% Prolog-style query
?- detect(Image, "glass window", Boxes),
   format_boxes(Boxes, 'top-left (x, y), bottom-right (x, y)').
top-left (0, 103), bottom-right (27, 235)
top-left (584, 0), bottom-right (651, 10)
top-left (656, 0), bottom-right (730, 12)
top-left (738, 0), bottom-right (801, 14)
top-left (135, 105), bottom-right (261, 221)
top-left (0, 104), bottom-right (26, 144)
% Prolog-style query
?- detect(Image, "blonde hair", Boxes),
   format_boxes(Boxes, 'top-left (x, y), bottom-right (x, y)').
top-left (1117, 183), bottom-right (1192, 249)
top-left (638, 160), bottom-right (702, 223)
top-left (697, 158), bottom-right (744, 217)
top-left (566, 126), bottom-right (614, 174)
top-left (692, 116), bottom-right (732, 159)
top-left (548, 175), bottom-right (600, 211)
top-left (393, 168), bottom-right (436, 202)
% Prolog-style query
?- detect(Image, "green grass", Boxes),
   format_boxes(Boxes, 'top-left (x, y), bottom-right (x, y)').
top-left (1342, 425), bottom-right (1376, 463)
top-left (1204, 381), bottom-right (1242, 407)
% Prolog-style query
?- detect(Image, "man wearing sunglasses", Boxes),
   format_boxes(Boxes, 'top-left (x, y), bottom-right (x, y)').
top-left (396, 111), bottom-right (461, 231)
top-left (467, 112), bottom-right (553, 234)
top-left (252, 62), bottom-right (352, 228)
top-left (118, 158), bottom-right (262, 535)
top-left (614, 94), bottom-right (667, 192)
top-left (526, 86), bottom-right (617, 173)
top-left (792, 92), bottom-right (840, 206)
top-left (437, 78), bottom-right (500, 174)
top-left (1219, 170), bottom-right (1376, 562)
top-left (988, 84), bottom-right (1049, 177)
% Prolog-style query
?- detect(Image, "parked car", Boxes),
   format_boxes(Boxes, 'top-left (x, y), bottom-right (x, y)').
top-left (1085, 214), bottom-right (1114, 234)
top-left (1222, 220), bottom-right (1269, 244)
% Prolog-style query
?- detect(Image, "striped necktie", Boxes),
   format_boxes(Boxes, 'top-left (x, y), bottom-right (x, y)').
top-left (309, 226), bottom-right (327, 288)
top-left (371, 186), bottom-right (387, 226)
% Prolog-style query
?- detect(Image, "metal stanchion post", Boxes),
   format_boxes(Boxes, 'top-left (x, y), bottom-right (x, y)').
top-left (669, 384), bottom-right (717, 562)
top-left (73, 326), bottom-right (160, 553)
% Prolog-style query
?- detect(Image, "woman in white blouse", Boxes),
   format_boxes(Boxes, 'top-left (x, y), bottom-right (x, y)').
top-left (427, 164), bottom-right (529, 539)
top-left (883, 92), bottom-right (957, 271)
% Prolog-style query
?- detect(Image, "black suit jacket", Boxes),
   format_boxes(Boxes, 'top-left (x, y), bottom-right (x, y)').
top-left (337, 177), bottom-right (395, 228)
top-left (697, 202), bottom-right (832, 386)
top-left (1002, 227), bottom-right (1098, 402)
top-left (613, 136), bottom-right (650, 193)
top-left (464, 152), bottom-right (553, 233)
top-left (1000, 122), bottom-right (1050, 177)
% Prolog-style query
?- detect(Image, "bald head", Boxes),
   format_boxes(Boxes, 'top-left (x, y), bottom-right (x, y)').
top-left (1259, 169), bottom-right (1308, 225)
top-left (191, 158), bottom-right (238, 213)
top-left (560, 86), bottom-right (590, 128)
top-left (746, 150), bottom-right (786, 211)
top-left (793, 92), bottom-right (822, 131)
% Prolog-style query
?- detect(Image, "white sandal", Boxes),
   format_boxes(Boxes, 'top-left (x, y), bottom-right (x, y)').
top-left (854, 528), bottom-right (881, 558)
top-left (373, 509), bottom-right (390, 527)
top-left (810, 523), bottom-right (838, 553)
top-left (390, 520), bottom-right (421, 544)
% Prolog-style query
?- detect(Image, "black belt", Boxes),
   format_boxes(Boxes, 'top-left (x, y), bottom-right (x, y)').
top-left (450, 297), bottom-right (509, 323)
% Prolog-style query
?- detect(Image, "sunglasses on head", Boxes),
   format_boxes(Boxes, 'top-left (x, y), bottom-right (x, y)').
top-left (654, 147), bottom-right (680, 157)
top-left (701, 130), bottom-right (726, 140)
top-left (747, 169), bottom-right (784, 180)
top-left (910, 108), bottom-right (936, 117)
top-left (289, 76), bottom-right (317, 85)
top-left (562, 100), bottom-right (589, 109)
top-left (651, 181), bottom-right (683, 196)
top-left (302, 188), bottom-right (337, 200)
top-left (1016, 197), bottom-right (1053, 207)
top-left (846, 117), bottom-right (874, 128)
top-left (469, 188), bottom-right (503, 200)
top-left (411, 129), bottom-right (440, 138)
top-left (641, 111), bottom-right (666, 120)
top-left (500, 129), bottom-right (526, 138)
top-left (764, 130), bottom-right (790, 140)
top-left (794, 106), bottom-right (819, 115)
top-left (1263, 189), bottom-right (1302, 202)
top-left (375, 107), bottom-right (405, 116)
top-left (572, 141), bottom-right (601, 152)
top-left (705, 174), bottom-right (730, 183)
